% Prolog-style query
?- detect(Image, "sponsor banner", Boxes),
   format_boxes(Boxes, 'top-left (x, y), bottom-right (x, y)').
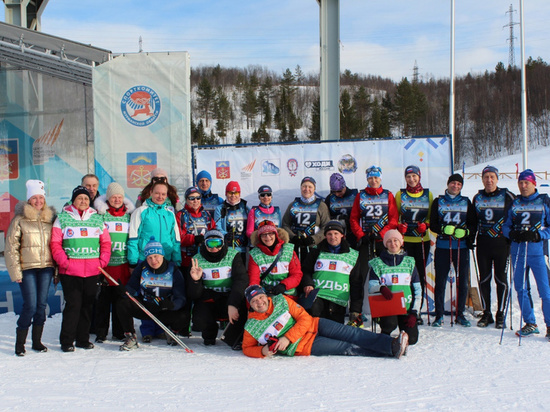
top-left (93, 52), bottom-right (193, 201)
top-left (195, 137), bottom-right (451, 209)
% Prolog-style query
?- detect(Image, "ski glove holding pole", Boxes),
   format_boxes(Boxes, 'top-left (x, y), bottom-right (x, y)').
top-left (509, 230), bottom-right (541, 243)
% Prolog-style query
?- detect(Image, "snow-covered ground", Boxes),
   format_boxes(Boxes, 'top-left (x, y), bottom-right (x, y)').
top-left (2, 147), bottom-right (550, 411)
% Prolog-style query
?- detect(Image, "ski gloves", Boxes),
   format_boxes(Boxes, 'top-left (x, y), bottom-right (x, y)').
top-left (442, 225), bottom-right (468, 239)
top-left (509, 229), bottom-right (541, 243)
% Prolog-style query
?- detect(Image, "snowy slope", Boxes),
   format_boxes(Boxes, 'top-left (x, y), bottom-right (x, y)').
top-left (2, 148), bottom-right (550, 411)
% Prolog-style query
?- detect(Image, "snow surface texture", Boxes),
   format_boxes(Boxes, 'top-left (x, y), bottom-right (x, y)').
top-left (2, 149), bottom-right (550, 411)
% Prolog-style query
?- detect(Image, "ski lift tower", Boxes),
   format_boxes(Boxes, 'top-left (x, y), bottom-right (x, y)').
top-left (317, 0), bottom-right (340, 141)
top-left (3, 0), bottom-right (49, 30)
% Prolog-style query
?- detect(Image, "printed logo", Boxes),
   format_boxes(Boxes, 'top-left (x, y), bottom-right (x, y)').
top-left (216, 161), bottom-right (231, 179)
top-left (315, 261), bottom-right (323, 270)
top-left (33, 120), bottom-right (63, 165)
top-left (329, 261), bottom-right (337, 270)
top-left (127, 152), bottom-right (157, 188)
top-left (287, 158), bottom-right (298, 177)
top-left (262, 159), bottom-right (280, 176)
top-left (115, 223), bottom-right (123, 232)
top-left (273, 321), bottom-right (283, 331)
top-left (80, 228), bottom-right (88, 237)
top-left (67, 229), bottom-right (74, 237)
top-left (392, 274), bottom-right (399, 284)
top-left (241, 159), bottom-right (256, 179)
top-left (337, 154), bottom-right (357, 174)
top-left (304, 160), bottom-right (334, 171)
top-left (0, 139), bottom-right (19, 181)
top-left (212, 269), bottom-right (220, 279)
top-left (120, 86), bottom-right (161, 127)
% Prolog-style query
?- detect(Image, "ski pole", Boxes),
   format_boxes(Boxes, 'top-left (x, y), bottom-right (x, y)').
top-left (508, 255), bottom-right (514, 330)
top-left (98, 267), bottom-right (194, 353)
top-left (449, 238), bottom-right (454, 326)
top-left (499, 255), bottom-right (516, 344)
top-left (456, 238), bottom-right (461, 321)
top-left (421, 238), bottom-right (430, 325)
top-left (518, 242), bottom-right (529, 346)
top-left (471, 248), bottom-right (484, 313)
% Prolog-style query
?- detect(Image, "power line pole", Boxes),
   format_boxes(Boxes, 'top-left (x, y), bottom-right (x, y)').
top-left (504, 4), bottom-right (518, 69)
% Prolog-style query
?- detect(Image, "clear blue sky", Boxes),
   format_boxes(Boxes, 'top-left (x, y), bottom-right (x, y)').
top-left (2, 0), bottom-right (549, 80)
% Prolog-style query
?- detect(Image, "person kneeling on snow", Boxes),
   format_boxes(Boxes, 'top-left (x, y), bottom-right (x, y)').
top-left (242, 285), bottom-right (409, 359)
top-left (116, 237), bottom-right (186, 350)
top-left (367, 230), bottom-right (421, 345)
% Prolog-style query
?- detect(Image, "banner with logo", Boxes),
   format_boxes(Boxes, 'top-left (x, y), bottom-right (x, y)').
top-left (93, 52), bottom-right (192, 201)
top-left (195, 137), bottom-right (451, 208)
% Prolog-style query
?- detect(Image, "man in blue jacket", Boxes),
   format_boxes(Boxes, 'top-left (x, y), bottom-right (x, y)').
top-left (502, 169), bottom-right (550, 339)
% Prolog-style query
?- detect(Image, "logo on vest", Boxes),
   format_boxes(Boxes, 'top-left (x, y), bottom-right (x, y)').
top-left (212, 269), bottom-right (220, 279)
top-left (115, 223), bottom-right (123, 232)
top-left (329, 261), bottom-right (337, 270)
top-left (392, 274), bottom-right (399, 284)
top-left (67, 229), bottom-right (74, 237)
top-left (315, 261), bottom-right (323, 270)
top-left (80, 228), bottom-right (88, 237)
top-left (273, 321), bottom-right (283, 331)
top-left (120, 86), bottom-right (161, 127)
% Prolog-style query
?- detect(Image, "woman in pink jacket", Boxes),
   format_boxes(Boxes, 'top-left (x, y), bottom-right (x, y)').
top-left (50, 185), bottom-right (111, 352)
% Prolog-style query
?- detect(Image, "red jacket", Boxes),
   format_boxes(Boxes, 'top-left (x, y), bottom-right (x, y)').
top-left (242, 295), bottom-right (319, 358)
top-left (350, 186), bottom-right (398, 241)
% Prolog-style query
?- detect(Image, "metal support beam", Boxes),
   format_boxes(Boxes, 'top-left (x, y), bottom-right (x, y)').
top-left (318, 0), bottom-right (340, 140)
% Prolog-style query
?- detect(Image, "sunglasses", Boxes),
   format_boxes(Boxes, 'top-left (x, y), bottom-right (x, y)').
top-left (259, 193), bottom-right (272, 198)
top-left (227, 191), bottom-right (240, 196)
top-left (152, 176), bottom-right (167, 183)
top-left (187, 196), bottom-right (201, 201)
top-left (205, 238), bottom-right (224, 249)
top-left (366, 166), bottom-right (382, 174)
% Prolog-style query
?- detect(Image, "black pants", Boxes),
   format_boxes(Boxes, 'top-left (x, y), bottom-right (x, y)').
top-left (404, 241), bottom-right (430, 311)
top-left (476, 236), bottom-right (510, 314)
top-left (434, 247), bottom-right (469, 318)
top-left (116, 298), bottom-right (187, 334)
top-left (59, 275), bottom-right (99, 346)
top-left (308, 297), bottom-right (347, 324)
top-left (378, 315), bottom-right (419, 345)
top-left (192, 295), bottom-right (247, 342)
top-left (95, 285), bottom-right (124, 339)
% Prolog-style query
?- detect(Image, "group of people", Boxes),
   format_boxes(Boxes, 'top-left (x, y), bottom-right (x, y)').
top-left (5, 163), bottom-right (550, 359)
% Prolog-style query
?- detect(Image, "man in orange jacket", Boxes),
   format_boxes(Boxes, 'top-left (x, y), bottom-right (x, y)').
top-left (242, 285), bottom-right (408, 358)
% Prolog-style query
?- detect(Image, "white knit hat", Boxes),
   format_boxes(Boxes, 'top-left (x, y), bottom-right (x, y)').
top-left (106, 182), bottom-right (125, 201)
top-left (26, 179), bottom-right (45, 200)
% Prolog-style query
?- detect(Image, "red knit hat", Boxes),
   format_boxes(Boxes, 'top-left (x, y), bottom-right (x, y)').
top-left (258, 220), bottom-right (278, 236)
top-left (226, 181), bottom-right (241, 193)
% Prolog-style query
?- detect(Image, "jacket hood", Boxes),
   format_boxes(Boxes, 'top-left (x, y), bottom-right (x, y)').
top-left (15, 201), bottom-right (55, 223)
top-left (94, 194), bottom-right (136, 215)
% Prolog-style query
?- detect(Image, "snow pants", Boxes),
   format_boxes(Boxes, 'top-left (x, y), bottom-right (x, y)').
top-left (434, 247), bottom-right (469, 319)
top-left (476, 236), bottom-right (509, 314)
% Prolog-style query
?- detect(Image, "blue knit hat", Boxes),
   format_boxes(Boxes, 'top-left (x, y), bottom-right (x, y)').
top-left (185, 186), bottom-right (201, 199)
top-left (144, 236), bottom-right (164, 257)
top-left (518, 169), bottom-right (536, 185)
top-left (245, 285), bottom-right (267, 304)
top-left (366, 166), bottom-right (382, 179)
top-left (196, 170), bottom-right (212, 183)
top-left (482, 165), bottom-right (499, 179)
top-left (404, 165), bottom-right (421, 178)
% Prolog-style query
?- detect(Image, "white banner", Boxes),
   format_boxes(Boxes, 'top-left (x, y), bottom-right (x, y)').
top-left (195, 137), bottom-right (452, 207)
top-left (93, 52), bottom-right (192, 200)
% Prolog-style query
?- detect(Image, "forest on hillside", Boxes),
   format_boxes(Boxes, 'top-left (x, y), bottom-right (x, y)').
top-left (190, 58), bottom-right (550, 168)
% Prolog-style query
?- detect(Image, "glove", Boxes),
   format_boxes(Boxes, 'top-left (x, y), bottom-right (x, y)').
top-left (509, 230), bottom-right (522, 242)
top-left (159, 299), bottom-right (174, 311)
top-left (194, 234), bottom-right (204, 246)
top-left (271, 283), bottom-right (287, 295)
top-left (368, 231), bottom-right (378, 241)
top-left (303, 236), bottom-right (315, 246)
top-left (406, 311), bottom-right (418, 328)
top-left (115, 284), bottom-right (128, 297)
top-left (291, 236), bottom-right (303, 247)
top-left (417, 222), bottom-right (427, 234)
top-left (523, 230), bottom-right (541, 243)
top-left (225, 232), bottom-right (235, 244)
top-left (397, 223), bottom-right (408, 234)
top-left (266, 336), bottom-right (279, 352)
top-left (379, 286), bottom-right (393, 300)
top-left (443, 225), bottom-right (456, 236)
top-left (142, 299), bottom-right (159, 313)
top-left (454, 228), bottom-right (468, 239)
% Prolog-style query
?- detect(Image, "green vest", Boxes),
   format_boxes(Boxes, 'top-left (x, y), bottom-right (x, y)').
top-left (369, 255), bottom-right (415, 310)
top-left (194, 248), bottom-right (239, 293)
top-left (58, 211), bottom-right (104, 259)
top-left (313, 249), bottom-right (359, 307)
top-left (103, 212), bottom-right (130, 266)
top-left (244, 294), bottom-right (301, 356)
top-left (249, 243), bottom-right (297, 296)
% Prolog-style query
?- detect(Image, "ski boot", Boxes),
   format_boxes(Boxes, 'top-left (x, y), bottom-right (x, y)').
top-left (495, 311), bottom-right (505, 329)
top-left (120, 333), bottom-right (138, 351)
top-left (477, 312), bottom-right (494, 328)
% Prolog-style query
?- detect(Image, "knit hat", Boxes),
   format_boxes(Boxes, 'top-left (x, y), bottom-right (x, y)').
top-left (482, 165), bottom-right (499, 179)
top-left (71, 185), bottom-right (91, 203)
top-left (185, 186), bottom-right (201, 199)
top-left (301, 176), bottom-right (316, 186)
top-left (258, 220), bottom-right (278, 236)
top-left (257, 185), bottom-right (272, 195)
top-left (144, 236), bottom-right (164, 257)
top-left (245, 285), bottom-right (267, 304)
top-left (26, 179), bottom-right (45, 200)
top-left (518, 169), bottom-right (536, 185)
top-left (329, 173), bottom-right (346, 191)
top-left (226, 181), bottom-right (241, 193)
top-left (366, 166), bottom-right (382, 179)
top-left (447, 173), bottom-right (464, 185)
top-left (404, 165), bottom-right (421, 178)
top-left (196, 170), bottom-right (212, 183)
top-left (324, 220), bottom-right (345, 235)
top-left (106, 182), bottom-right (125, 201)
top-left (151, 168), bottom-right (168, 178)
top-left (205, 229), bottom-right (224, 240)
top-left (383, 229), bottom-right (404, 248)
